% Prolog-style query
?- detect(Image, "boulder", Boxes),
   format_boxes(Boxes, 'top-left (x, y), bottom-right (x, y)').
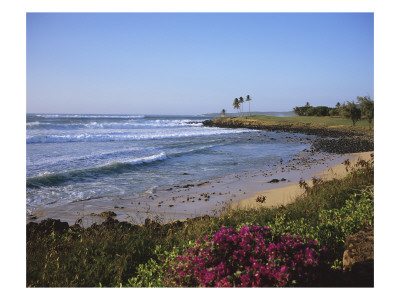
top-left (343, 226), bottom-right (374, 287)
top-left (268, 179), bottom-right (280, 183)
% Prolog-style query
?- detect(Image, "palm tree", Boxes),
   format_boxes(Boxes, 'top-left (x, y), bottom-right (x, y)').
top-left (245, 95), bottom-right (252, 117)
top-left (239, 97), bottom-right (244, 117)
top-left (221, 108), bottom-right (226, 117)
top-left (233, 98), bottom-right (240, 116)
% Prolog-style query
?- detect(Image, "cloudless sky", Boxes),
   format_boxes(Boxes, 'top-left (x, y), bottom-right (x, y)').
top-left (26, 13), bottom-right (374, 115)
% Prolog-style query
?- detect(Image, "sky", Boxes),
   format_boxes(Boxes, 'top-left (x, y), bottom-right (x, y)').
top-left (26, 12), bottom-right (374, 115)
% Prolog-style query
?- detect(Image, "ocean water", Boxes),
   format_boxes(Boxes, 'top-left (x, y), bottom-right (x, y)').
top-left (26, 114), bottom-right (313, 214)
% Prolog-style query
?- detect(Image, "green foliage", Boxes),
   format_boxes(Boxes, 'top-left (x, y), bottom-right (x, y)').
top-left (27, 222), bottom-right (176, 287)
top-left (265, 191), bottom-right (373, 264)
top-left (125, 245), bottom-right (183, 287)
top-left (130, 188), bottom-right (373, 286)
top-left (245, 95), bottom-right (251, 117)
top-left (293, 105), bottom-right (309, 116)
top-left (357, 96), bottom-right (374, 129)
top-left (233, 95), bottom-right (252, 117)
top-left (293, 97), bottom-right (373, 125)
top-left (340, 101), bottom-right (361, 126)
top-left (293, 102), bottom-right (334, 117)
top-left (306, 106), bottom-right (330, 116)
top-left (233, 98), bottom-right (240, 115)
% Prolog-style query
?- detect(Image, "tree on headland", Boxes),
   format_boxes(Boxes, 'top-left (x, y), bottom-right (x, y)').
top-left (221, 109), bottom-right (226, 117)
top-left (233, 98), bottom-right (240, 116)
top-left (245, 95), bottom-right (252, 117)
top-left (357, 96), bottom-right (374, 129)
top-left (239, 97), bottom-right (244, 117)
top-left (341, 101), bottom-right (361, 126)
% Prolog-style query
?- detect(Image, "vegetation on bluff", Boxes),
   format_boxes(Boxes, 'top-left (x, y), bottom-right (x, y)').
top-left (293, 96), bottom-right (374, 127)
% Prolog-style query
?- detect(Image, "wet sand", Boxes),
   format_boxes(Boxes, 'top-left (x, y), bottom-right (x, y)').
top-left (28, 150), bottom-right (373, 227)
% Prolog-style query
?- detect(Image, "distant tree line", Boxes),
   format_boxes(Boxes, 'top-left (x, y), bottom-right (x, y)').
top-left (293, 101), bottom-right (341, 117)
top-left (293, 96), bottom-right (374, 128)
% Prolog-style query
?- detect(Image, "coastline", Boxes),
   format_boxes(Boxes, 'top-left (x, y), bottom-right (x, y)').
top-left (28, 149), bottom-right (373, 227)
top-left (232, 151), bottom-right (373, 210)
top-left (27, 117), bottom-right (374, 227)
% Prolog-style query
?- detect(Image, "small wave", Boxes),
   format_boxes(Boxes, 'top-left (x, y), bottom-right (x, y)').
top-left (26, 152), bottom-right (167, 188)
top-left (26, 119), bottom-right (204, 130)
top-left (83, 119), bottom-right (203, 129)
top-left (26, 128), bottom-right (255, 144)
top-left (27, 147), bottom-right (145, 168)
top-left (26, 121), bottom-right (43, 127)
top-left (34, 114), bottom-right (145, 119)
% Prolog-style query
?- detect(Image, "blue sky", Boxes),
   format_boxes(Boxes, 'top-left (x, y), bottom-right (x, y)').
top-left (26, 13), bottom-right (374, 115)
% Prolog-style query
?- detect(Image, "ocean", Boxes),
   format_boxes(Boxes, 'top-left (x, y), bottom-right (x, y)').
top-left (26, 114), bottom-right (313, 215)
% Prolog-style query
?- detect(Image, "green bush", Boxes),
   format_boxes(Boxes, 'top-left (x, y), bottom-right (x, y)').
top-left (266, 191), bottom-right (373, 263)
top-left (129, 190), bottom-right (373, 286)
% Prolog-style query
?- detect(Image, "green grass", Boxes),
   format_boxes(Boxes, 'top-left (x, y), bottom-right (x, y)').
top-left (243, 115), bottom-right (373, 128)
top-left (26, 157), bottom-right (374, 287)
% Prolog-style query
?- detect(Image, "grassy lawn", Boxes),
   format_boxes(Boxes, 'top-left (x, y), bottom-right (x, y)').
top-left (243, 115), bottom-right (373, 128)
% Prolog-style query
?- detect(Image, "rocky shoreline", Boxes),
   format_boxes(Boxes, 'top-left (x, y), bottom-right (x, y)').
top-left (203, 118), bottom-right (374, 154)
top-left (27, 117), bottom-right (374, 226)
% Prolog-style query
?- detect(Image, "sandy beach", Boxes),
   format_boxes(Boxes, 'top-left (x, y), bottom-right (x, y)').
top-left (29, 150), bottom-right (373, 226)
top-left (232, 151), bottom-right (373, 210)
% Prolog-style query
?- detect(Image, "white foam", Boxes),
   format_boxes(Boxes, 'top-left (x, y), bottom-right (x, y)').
top-left (35, 114), bottom-right (145, 119)
top-left (114, 152), bottom-right (167, 166)
top-left (26, 127), bottom-right (255, 143)
top-left (27, 119), bottom-right (204, 131)
top-left (26, 146), bottom-right (144, 168)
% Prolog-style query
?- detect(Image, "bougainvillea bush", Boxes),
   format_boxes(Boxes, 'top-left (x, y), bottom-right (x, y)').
top-left (165, 225), bottom-right (327, 287)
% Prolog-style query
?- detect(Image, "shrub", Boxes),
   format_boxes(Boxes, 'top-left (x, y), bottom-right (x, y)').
top-left (165, 225), bottom-right (327, 287)
top-left (293, 106), bottom-right (309, 116)
top-left (306, 106), bottom-right (330, 116)
top-left (341, 101), bottom-right (361, 126)
top-left (357, 96), bottom-right (374, 129)
top-left (126, 245), bottom-right (183, 287)
top-left (294, 104), bottom-right (336, 117)
top-left (265, 190), bottom-right (374, 264)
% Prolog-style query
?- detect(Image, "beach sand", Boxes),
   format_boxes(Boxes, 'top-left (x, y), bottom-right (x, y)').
top-left (29, 151), bottom-right (374, 226)
top-left (232, 151), bottom-right (373, 210)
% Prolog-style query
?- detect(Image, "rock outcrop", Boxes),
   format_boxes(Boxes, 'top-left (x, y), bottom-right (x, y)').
top-left (343, 226), bottom-right (374, 287)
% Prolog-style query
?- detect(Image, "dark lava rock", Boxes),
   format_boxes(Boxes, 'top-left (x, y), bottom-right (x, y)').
top-left (27, 218), bottom-right (69, 239)
top-left (343, 226), bottom-right (374, 287)
top-left (203, 118), bottom-right (374, 154)
top-left (268, 179), bottom-right (280, 183)
top-left (91, 211), bottom-right (117, 218)
top-left (89, 217), bottom-right (140, 232)
top-left (312, 137), bottom-right (374, 154)
top-left (144, 218), bottom-right (161, 230)
top-left (187, 215), bottom-right (211, 223)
